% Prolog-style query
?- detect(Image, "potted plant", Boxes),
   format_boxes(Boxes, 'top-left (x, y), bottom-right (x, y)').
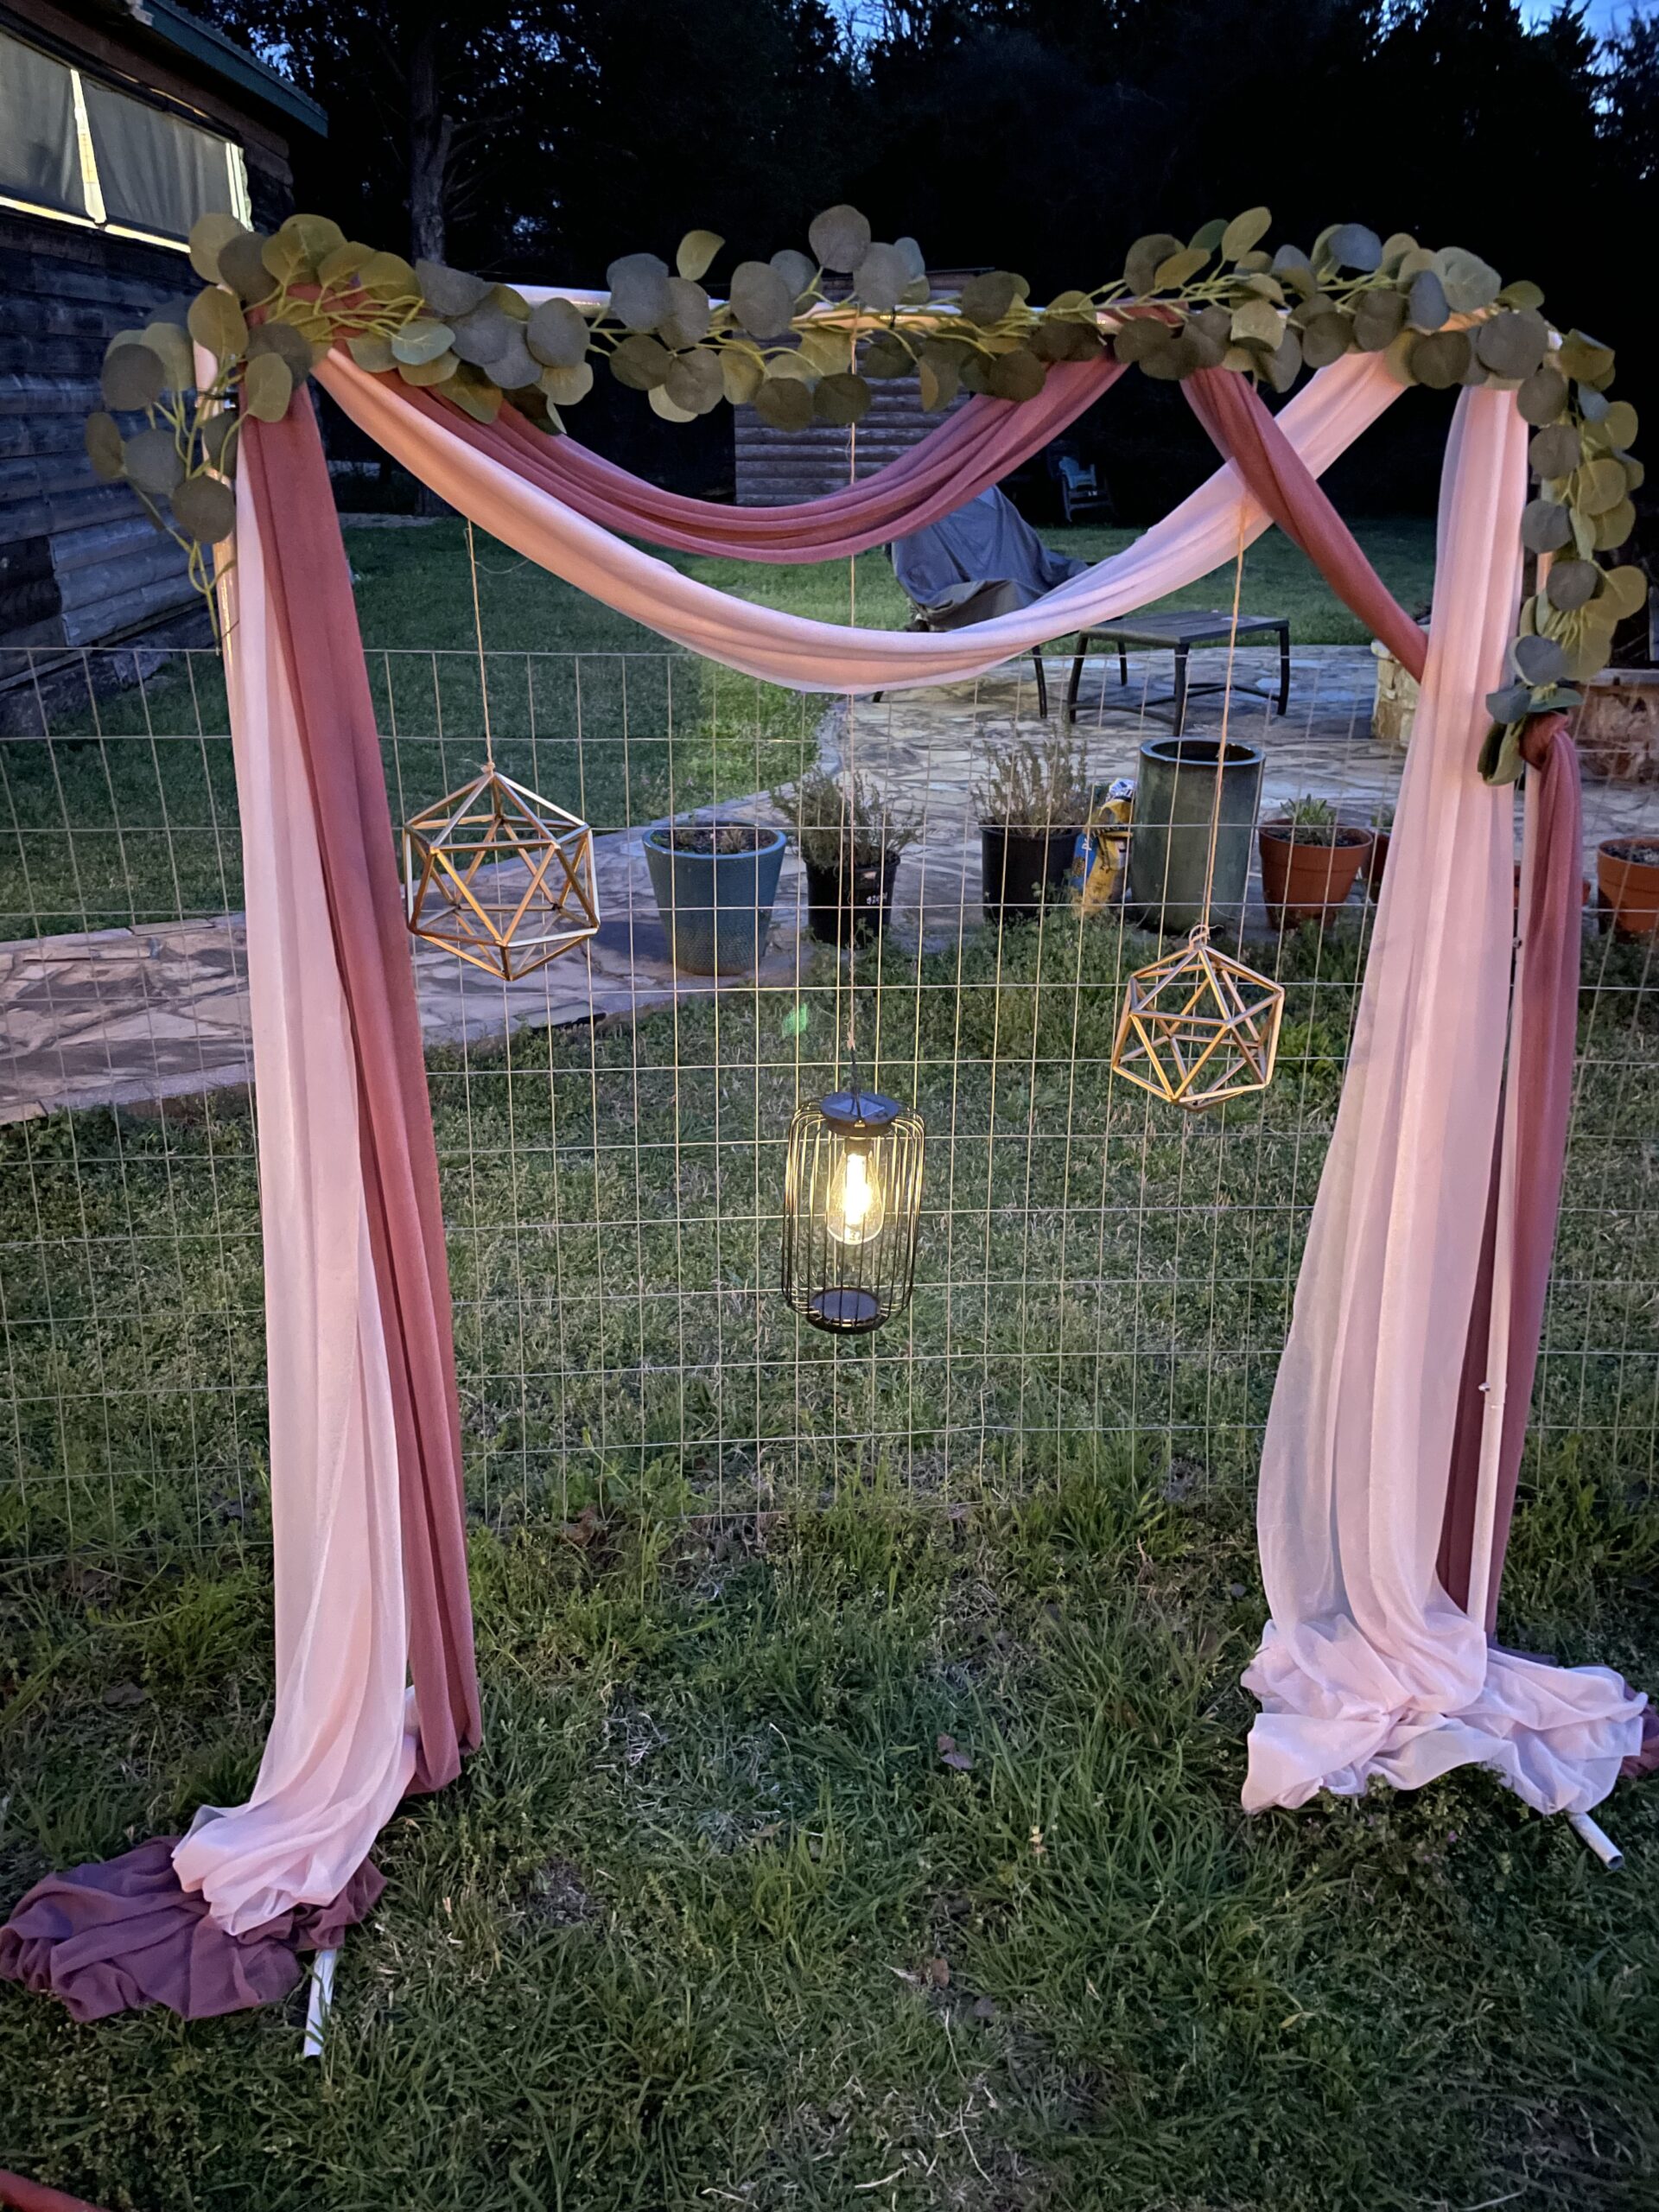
top-left (643, 817), bottom-right (788, 975)
top-left (772, 766), bottom-right (921, 948)
top-left (976, 731), bottom-right (1091, 929)
top-left (1366, 803), bottom-right (1394, 898)
top-left (1597, 836), bottom-right (1659, 937)
top-left (1258, 795), bottom-right (1371, 926)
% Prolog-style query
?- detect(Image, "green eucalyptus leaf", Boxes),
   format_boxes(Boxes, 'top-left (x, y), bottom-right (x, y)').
top-left (894, 237), bottom-right (926, 281)
top-left (1351, 289), bottom-right (1407, 351)
top-left (753, 376), bottom-right (814, 429)
top-left (1514, 632), bottom-right (1567, 684)
top-left (1545, 559), bottom-right (1600, 611)
top-left (1300, 311), bottom-right (1352, 368)
top-left (1327, 222), bottom-right (1383, 273)
top-left (1473, 309), bottom-right (1548, 381)
top-left (1593, 498), bottom-right (1635, 550)
top-left (986, 346), bottom-right (1046, 401)
top-left (261, 232), bottom-right (312, 286)
top-left (317, 242), bottom-right (371, 289)
top-left (200, 410), bottom-right (237, 472)
top-left (1486, 683), bottom-right (1534, 724)
top-left (1529, 423), bottom-right (1580, 479)
top-left (247, 319), bottom-right (318, 380)
top-left (348, 332), bottom-right (397, 375)
top-left (720, 351), bottom-right (764, 405)
top-left (539, 361), bottom-right (594, 406)
top-left (607, 253), bottom-right (673, 332)
top-left (808, 205), bottom-right (872, 274)
top-left (770, 249), bottom-right (817, 301)
top-left (960, 270), bottom-right (1020, 324)
top-left (217, 231), bottom-right (276, 302)
top-left (648, 383), bottom-right (699, 424)
top-left (85, 410), bottom-right (125, 481)
top-left (657, 276), bottom-right (712, 351)
top-left (1379, 232), bottom-right (1418, 273)
top-left (853, 242), bottom-right (911, 315)
top-left (1269, 245), bottom-right (1318, 296)
top-left (416, 259), bottom-right (492, 319)
top-left (123, 424), bottom-right (184, 495)
top-left (396, 353), bottom-right (459, 387)
top-left (450, 305), bottom-right (514, 369)
top-left (1407, 269), bottom-right (1448, 332)
top-left (663, 346), bottom-right (724, 415)
top-left (676, 228), bottom-right (723, 283)
top-left (189, 213), bottom-right (247, 285)
top-left (526, 297), bottom-right (590, 370)
top-left (137, 321), bottom-right (194, 389)
top-left (446, 365), bottom-right (503, 423)
top-left (918, 349), bottom-right (960, 411)
top-left (101, 342), bottom-right (167, 412)
top-left (815, 371), bottom-right (870, 424)
top-left (187, 289), bottom-right (248, 363)
top-left (1124, 232), bottom-right (1184, 295)
top-left (1558, 329), bottom-right (1615, 386)
top-left (729, 261), bottom-right (796, 340)
top-left (1433, 247), bottom-right (1501, 314)
top-left (359, 251), bottom-right (418, 302)
top-left (1600, 566), bottom-right (1646, 620)
top-left (1495, 279), bottom-right (1545, 312)
top-left (608, 333), bottom-right (673, 391)
top-left (1220, 206), bottom-right (1272, 262)
top-left (243, 353), bottom-right (293, 422)
top-left (1153, 244), bottom-right (1211, 289)
top-left (1113, 315), bottom-right (1179, 364)
top-left (169, 473), bottom-right (237, 543)
top-left (1265, 326), bottom-right (1303, 394)
top-left (1576, 454), bottom-right (1629, 517)
top-left (1602, 398), bottom-right (1638, 448)
top-left (390, 317), bottom-right (454, 367)
top-left (1229, 298), bottom-right (1283, 350)
top-left (1516, 365), bottom-right (1568, 424)
top-left (861, 332), bottom-right (912, 378)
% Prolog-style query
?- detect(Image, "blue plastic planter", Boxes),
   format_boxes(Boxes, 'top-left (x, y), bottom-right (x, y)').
top-left (643, 823), bottom-right (787, 975)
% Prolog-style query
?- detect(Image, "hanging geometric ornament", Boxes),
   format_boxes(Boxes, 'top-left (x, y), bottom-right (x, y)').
top-left (1110, 926), bottom-right (1282, 1109)
top-left (404, 763), bottom-right (601, 981)
top-left (781, 1087), bottom-right (925, 1334)
top-left (1109, 507), bottom-right (1282, 1113)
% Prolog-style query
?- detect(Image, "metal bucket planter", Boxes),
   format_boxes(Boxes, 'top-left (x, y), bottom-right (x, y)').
top-left (1127, 735), bottom-right (1264, 935)
top-left (643, 823), bottom-right (786, 975)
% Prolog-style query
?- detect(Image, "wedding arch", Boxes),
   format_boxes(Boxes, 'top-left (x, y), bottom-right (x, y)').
top-left (0, 204), bottom-right (1649, 2024)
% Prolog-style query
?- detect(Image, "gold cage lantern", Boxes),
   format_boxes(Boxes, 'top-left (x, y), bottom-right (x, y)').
top-left (781, 1088), bottom-right (925, 1335)
top-left (404, 765), bottom-right (601, 982)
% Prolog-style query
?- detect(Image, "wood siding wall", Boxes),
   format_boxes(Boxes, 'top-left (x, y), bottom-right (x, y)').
top-left (733, 374), bottom-right (969, 508)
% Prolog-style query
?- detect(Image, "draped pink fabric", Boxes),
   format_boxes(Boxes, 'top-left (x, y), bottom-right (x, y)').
top-left (1182, 367), bottom-right (1428, 680)
top-left (242, 395), bottom-right (481, 1793)
top-left (1439, 715), bottom-right (1581, 1629)
top-left (1244, 387), bottom-right (1645, 1816)
top-left (491, 356), bottom-right (1122, 558)
top-left (315, 346), bottom-right (1412, 690)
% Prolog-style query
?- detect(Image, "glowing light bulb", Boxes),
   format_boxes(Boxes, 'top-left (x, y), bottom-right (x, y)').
top-left (825, 1145), bottom-right (885, 1247)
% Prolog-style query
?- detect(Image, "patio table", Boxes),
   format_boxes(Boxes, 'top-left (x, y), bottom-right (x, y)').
top-left (1065, 610), bottom-right (1291, 734)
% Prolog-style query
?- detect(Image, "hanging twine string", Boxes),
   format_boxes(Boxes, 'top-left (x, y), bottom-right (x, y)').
top-left (465, 516), bottom-right (495, 772)
top-left (1195, 501), bottom-right (1251, 940)
top-left (843, 316), bottom-right (861, 1098)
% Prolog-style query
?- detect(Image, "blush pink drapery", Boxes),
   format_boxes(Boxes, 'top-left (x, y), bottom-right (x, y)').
top-left (1243, 387), bottom-right (1645, 1815)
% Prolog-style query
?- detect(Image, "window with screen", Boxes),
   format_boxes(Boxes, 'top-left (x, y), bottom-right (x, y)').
top-left (0, 29), bottom-right (249, 249)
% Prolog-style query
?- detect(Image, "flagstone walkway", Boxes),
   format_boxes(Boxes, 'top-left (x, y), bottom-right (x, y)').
top-left (3, 645), bottom-right (1652, 1123)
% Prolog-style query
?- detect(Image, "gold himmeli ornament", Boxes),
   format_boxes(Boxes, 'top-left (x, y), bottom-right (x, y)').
top-left (402, 518), bottom-right (600, 981)
top-left (1110, 925), bottom-right (1282, 1109)
top-left (404, 765), bottom-right (600, 980)
top-left (1109, 511), bottom-right (1283, 1111)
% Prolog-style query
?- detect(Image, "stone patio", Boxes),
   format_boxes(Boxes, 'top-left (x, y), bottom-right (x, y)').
top-left (3, 644), bottom-right (1656, 1123)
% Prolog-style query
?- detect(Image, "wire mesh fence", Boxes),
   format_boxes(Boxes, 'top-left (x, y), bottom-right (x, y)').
top-left (1, 638), bottom-right (1654, 1579)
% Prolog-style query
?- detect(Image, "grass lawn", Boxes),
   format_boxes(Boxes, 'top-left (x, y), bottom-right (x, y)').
top-left (2, 911), bottom-right (1656, 2210)
top-left (0, 517), bottom-right (1434, 941)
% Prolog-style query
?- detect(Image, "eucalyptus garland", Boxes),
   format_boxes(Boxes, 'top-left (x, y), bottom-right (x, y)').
top-left (85, 203), bottom-right (1641, 780)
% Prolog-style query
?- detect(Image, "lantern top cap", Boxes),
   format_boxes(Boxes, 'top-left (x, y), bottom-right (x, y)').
top-left (819, 1087), bottom-right (902, 1131)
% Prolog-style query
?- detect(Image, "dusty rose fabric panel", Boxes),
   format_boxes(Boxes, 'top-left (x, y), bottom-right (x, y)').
top-left (0, 1839), bottom-right (381, 2024)
top-left (1183, 366), bottom-right (1428, 679)
top-left (315, 346), bottom-right (1410, 692)
top-left (1439, 715), bottom-right (1582, 1629)
top-left (242, 397), bottom-right (480, 1789)
top-left (1243, 387), bottom-right (1646, 1818)
top-left (0, 2171), bottom-right (114, 2212)
top-left (480, 356), bottom-right (1122, 557)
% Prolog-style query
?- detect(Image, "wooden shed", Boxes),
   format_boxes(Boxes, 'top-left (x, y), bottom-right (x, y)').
top-left (0, 0), bottom-right (324, 662)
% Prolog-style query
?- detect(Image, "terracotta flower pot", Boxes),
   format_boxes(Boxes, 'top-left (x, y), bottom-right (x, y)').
top-left (1257, 823), bottom-right (1371, 926)
top-left (1366, 828), bottom-right (1390, 898)
top-left (1597, 836), bottom-right (1659, 938)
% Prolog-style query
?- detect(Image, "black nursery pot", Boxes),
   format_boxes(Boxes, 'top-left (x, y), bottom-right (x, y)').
top-left (980, 824), bottom-right (1077, 928)
top-left (804, 852), bottom-right (900, 947)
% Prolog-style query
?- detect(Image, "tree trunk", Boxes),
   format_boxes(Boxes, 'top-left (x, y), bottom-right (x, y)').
top-left (407, 16), bottom-right (453, 265)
